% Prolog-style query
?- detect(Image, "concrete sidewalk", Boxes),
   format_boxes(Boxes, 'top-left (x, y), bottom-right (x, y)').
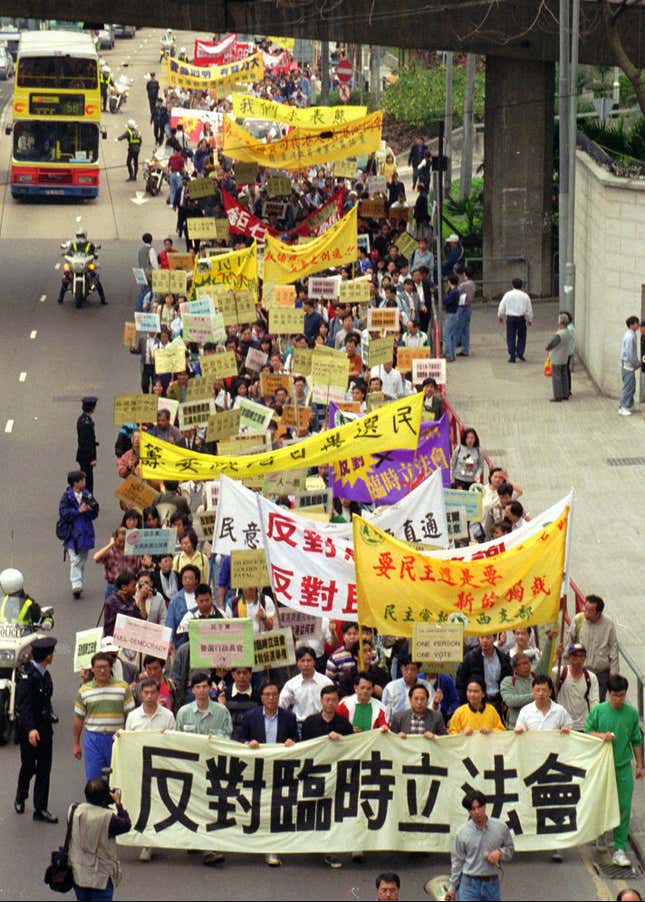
top-left (447, 298), bottom-right (645, 865)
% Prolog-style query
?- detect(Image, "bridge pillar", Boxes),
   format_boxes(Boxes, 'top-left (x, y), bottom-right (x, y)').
top-left (483, 56), bottom-right (555, 298)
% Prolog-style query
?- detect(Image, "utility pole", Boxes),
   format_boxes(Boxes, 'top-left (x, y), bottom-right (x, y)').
top-left (320, 40), bottom-right (330, 105)
top-left (564, 0), bottom-right (580, 318)
top-left (459, 54), bottom-right (476, 201)
top-left (558, 0), bottom-right (570, 309)
top-left (444, 51), bottom-right (454, 196)
top-left (369, 45), bottom-right (383, 106)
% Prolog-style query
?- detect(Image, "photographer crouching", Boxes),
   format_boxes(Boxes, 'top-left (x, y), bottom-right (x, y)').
top-left (68, 773), bottom-right (131, 902)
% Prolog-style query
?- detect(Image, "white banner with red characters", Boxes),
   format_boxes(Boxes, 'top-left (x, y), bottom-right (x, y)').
top-left (257, 494), bottom-right (358, 620)
top-left (193, 34), bottom-right (237, 66)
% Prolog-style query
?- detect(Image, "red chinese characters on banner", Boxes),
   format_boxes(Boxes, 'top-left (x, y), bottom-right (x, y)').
top-left (271, 564), bottom-right (357, 616)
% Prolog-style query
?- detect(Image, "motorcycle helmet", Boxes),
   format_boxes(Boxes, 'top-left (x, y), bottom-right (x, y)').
top-left (102, 65), bottom-right (110, 74)
top-left (75, 227), bottom-right (88, 240)
top-left (127, 119), bottom-right (137, 128)
top-left (180, 47), bottom-right (186, 53)
top-left (0, 568), bottom-right (24, 595)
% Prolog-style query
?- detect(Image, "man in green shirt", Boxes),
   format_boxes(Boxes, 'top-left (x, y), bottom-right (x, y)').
top-left (585, 674), bottom-right (644, 867)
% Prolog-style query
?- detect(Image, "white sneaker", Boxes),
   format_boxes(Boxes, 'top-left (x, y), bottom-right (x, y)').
top-left (617, 408), bottom-right (632, 416)
top-left (612, 848), bottom-right (631, 867)
top-left (139, 847), bottom-right (152, 861)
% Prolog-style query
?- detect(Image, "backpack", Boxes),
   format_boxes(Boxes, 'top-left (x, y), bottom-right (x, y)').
top-left (560, 665), bottom-right (592, 705)
top-left (55, 515), bottom-right (73, 544)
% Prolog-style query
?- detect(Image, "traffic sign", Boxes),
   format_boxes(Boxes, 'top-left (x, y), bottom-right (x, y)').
top-left (337, 82), bottom-right (351, 104)
top-left (335, 58), bottom-right (352, 83)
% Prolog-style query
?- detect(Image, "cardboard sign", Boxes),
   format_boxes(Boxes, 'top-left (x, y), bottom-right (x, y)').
top-left (216, 289), bottom-right (257, 326)
top-left (135, 312), bottom-right (161, 334)
top-left (188, 617), bottom-right (255, 668)
top-left (244, 347), bottom-right (269, 372)
top-left (280, 405), bottom-right (313, 430)
top-left (359, 199), bottom-right (386, 219)
top-left (236, 397), bottom-right (275, 434)
top-left (178, 398), bottom-right (216, 430)
top-left (396, 347), bottom-right (430, 372)
top-left (187, 217), bottom-right (219, 240)
top-left (389, 206), bottom-right (412, 223)
top-left (183, 314), bottom-right (216, 344)
top-left (411, 622), bottom-right (464, 664)
top-left (253, 628), bottom-right (296, 672)
top-left (397, 232), bottom-right (419, 260)
top-left (217, 433), bottom-right (271, 456)
top-left (367, 336), bottom-right (394, 368)
top-left (132, 267), bottom-right (148, 286)
top-left (334, 158), bottom-right (357, 179)
top-left (158, 396), bottom-right (179, 422)
top-left (199, 351), bottom-right (239, 380)
top-left (338, 280), bottom-right (372, 304)
top-left (167, 253), bottom-right (194, 271)
top-left (73, 627), bottom-right (103, 672)
top-left (115, 476), bottom-right (159, 512)
top-left (260, 373), bottom-right (293, 397)
top-left (366, 391), bottom-right (387, 410)
top-left (187, 177), bottom-right (217, 200)
top-left (274, 284), bottom-right (296, 307)
top-left (206, 409), bottom-right (241, 442)
top-left (311, 349), bottom-right (349, 387)
top-left (155, 345), bottom-right (187, 375)
top-left (367, 175), bottom-right (387, 197)
top-left (113, 395), bottom-right (159, 426)
top-left (367, 307), bottom-right (400, 332)
top-left (267, 176), bottom-right (291, 197)
top-left (123, 321), bottom-right (137, 347)
top-left (291, 347), bottom-right (312, 375)
top-left (412, 357), bottom-right (447, 386)
top-left (113, 613), bottom-right (172, 659)
top-left (170, 270), bottom-right (188, 294)
top-left (262, 469), bottom-right (307, 494)
top-left (181, 297), bottom-right (214, 317)
top-left (182, 377), bottom-right (212, 402)
top-left (234, 162), bottom-right (258, 184)
top-left (197, 510), bottom-right (217, 539)
top-left (269, 308), bottom-right (305, 335)
top-left (446, 507), bottom-right (468, 541)
top-left (262, 200), bottom-right (287, 219)
top-left (151, 269), bottom-right (171, 294)
top-left (308, 276), bottom-right (340, 300)
top-left (277, 610), bottom-right (322, 643)
top-left (230, 549), bottom-right (270, 587)
top-left (444, 489), bottom-right (483, 522)
top-left (240, 475), bottom-right (265, 490)
top-left (124, 528), bottom-right (177, 556)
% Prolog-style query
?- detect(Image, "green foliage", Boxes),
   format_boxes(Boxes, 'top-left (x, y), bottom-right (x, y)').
top-left (383, 62), bottom-right (485, 133)
top-left (443, 178), bottom-right (483, 251)
top-left (578, 116), bottom-right (645, 162)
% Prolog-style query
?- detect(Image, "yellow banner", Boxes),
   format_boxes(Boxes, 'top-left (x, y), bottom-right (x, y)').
top-left (140, 392), bottom-right (423, 481)
top-left (223, 111), bottom-right (383, 170)
top-left (353, 507), bottom-right (569, 636)
top-left (232, 93), bottom-right (367, 127)
top-left (267, 35), bottom-right (295, 52)
top-left (263, 205), bottom-right (357, 284)
top-left (166, 53), bottom-right (264, 90)
top-left (192, 243), bottom-right (258, 301)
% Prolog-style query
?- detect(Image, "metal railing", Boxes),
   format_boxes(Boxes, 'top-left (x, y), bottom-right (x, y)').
top-left (443, 397), bottom-right (644, 729)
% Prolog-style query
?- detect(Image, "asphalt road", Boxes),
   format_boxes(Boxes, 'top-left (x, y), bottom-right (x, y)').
top-left (0, 27), bottom-right (639, 902)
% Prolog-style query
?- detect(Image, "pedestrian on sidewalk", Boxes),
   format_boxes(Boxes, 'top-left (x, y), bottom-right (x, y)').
top-left (497, 278), bottom-right (533, 363)
top-left (455, 265), bottom-right (476, 357)
top-left (545, 314), bottom-right (571, 402)
top-left (618, 315), bottom-right (640, 416)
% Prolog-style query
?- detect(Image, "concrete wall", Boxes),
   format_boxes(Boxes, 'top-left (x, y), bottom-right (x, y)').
top-left (574, 151), bottom-right (645, 399)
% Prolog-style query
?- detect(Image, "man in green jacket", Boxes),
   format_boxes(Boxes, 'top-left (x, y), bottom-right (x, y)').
top-left (500, 633), bottom-right (553, 728)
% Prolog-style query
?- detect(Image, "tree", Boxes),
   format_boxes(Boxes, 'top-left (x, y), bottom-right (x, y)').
top-left (600, 0), bottom-right (645, 117)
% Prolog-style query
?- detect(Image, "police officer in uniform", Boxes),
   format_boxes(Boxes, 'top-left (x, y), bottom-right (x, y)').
top-left (116, 119), bottom-right (142, 181)
top-left (100, 65), bottom-right (113, 112)
top-left (15, 636), bottom-right (58, 822)
top-left (57, 228), bottom-right (107, 306)
top-left (0, 568), bottom-right (48, 630)
top-left (76, 396), bottom-right (98, 495)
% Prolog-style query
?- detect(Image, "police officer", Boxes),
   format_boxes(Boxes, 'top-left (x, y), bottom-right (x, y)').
top-left (117, 119), bottom-right (142, 181)
top-left (99, 65), bottom-right (113, 112)
top-left (57, 228), bottom-right (107, 306)
top-left (0, 568), bottom-right (48, 630)
top-left (76, 396), bottom-right (98, 495)
top-left (178, 46), bottom-right (189, 62)
top-left (15, 636), bottom-right (58, 822)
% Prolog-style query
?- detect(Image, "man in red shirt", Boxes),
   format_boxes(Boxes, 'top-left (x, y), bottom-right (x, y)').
top-left (158, 237), bottom-right (178, 270)
top-left (167, 149), bottom-right (185, 208)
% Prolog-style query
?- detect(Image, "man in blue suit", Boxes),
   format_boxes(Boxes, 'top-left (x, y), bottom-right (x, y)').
top-left (239, 681), bottom-right (298, 868)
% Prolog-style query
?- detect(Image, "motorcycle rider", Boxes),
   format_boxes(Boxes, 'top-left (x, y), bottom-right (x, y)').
top-left (99, 65), bottom-right (113, 113)
top-left (160, 28), bottom-right (176, 61)
top-left (116, 119), bottom-right (142, 182)
top-left (57, 228), bottom-right (107, 305)
top-left (0, 569), bottom-right (49, 630)
top-left (177, 46), bottom-right (189, 62)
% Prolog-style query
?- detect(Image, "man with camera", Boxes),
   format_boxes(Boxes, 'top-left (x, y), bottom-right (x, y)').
top-left (57, 470), bottom-right (99, 600)
top-left (68, 777), bottom-right (131, 902)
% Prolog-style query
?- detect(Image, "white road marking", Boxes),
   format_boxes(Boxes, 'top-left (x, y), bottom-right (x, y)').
top-left (4, 420), bottom-right (14, 433)
top-left (18, 372), bottom-right (26, 382)
top-left (76, 215), bottom-right (82, 222)
top-left (54, 262), bottom-right (61, 270)
top-left (30, 330), bottom-right (37, 339)
top-left (39, 294), bottom-right (47, 302)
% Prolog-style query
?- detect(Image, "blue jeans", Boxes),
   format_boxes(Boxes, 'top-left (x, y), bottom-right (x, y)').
top-left (457, 875), bottom-right (501, 901)
top-left (83, 731), bottom-right (114, 781)
top-left (169, 171), bottom-right (183, 206)
top-left (74, 880), bottom-right (114, 902)
top-left (619, 366), bottom-right (636, 410)
top-left (444, 312), bottom-right (459, 358)
top-left (456, 306), bottom-right (472, 354)
top-left (505, 315), bottom-right (527, 360)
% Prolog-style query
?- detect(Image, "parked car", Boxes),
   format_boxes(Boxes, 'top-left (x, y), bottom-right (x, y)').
top-left (0, 45), bottom-right (15, 80)
top-left (113, 24), bottom-right (136, 38)
top-left (96, 25), bottom-right (115, 49)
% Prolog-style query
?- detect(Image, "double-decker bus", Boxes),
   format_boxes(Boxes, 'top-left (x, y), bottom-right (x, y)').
top-left (8, 31), bottom-right (103, 198)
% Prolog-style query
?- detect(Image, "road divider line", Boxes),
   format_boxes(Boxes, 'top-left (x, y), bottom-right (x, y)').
top-left (30, 330), bottom-right (37, 339)
top-left (18, 372), bottom-right (26, 382)
top-left (4, 419), bottom-right (13, 433)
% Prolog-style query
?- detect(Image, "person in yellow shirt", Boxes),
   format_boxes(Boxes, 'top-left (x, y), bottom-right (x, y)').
top-left (172, 530), bottom-right (209, 584)
top-left (448, 680), bottom-right (505, 734)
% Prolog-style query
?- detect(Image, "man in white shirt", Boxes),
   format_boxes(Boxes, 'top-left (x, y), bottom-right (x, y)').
top-left (553, 643), bottom-right (599, 730)
top-left (370, 361), bottom-right (406, 399)
top-left (381, 657), bottom-right (436, 722)
top-left (279, 646), bottom-right (332, 727)
top-left (497, 278), bottom-right (533, 363)
top-left (514, 675), bottom-right (573, 732)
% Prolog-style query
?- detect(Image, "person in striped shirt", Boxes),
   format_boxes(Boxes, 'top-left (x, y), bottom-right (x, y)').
top-left (73, 652), bottom-right (135, 781)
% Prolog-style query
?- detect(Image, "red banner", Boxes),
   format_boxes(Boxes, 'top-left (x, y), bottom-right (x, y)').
top-left (222, 189), bottom-right (276, 244)
top-left (193, 34), bottom-right (238, 67)
top-left (222, 188), bottom-right (346, 246)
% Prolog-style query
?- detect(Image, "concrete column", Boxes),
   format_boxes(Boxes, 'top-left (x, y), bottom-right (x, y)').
top-left (483, 56), bottom-right (554, 298)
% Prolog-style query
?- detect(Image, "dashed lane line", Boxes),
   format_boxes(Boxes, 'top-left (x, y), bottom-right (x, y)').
top-left (4, 420), bottom-right (14, 433)
top-left (30, 330), bottom-right (37, 339)
top-left (18, 372), bottom-right (26, 382)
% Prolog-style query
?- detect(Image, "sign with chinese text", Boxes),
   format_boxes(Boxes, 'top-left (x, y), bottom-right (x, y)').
top-left (278, 609), bottom-right (322, 643)
top-left (413, 358), bottom-right (446, 386)
top-left (113, 395), bottom-right (159, 426)
top-left (235, 397), bottom-right (275, 434)
top-left (178, 399), bottom-right (216, 431)
top-left (123, 321), bottom-right (137, 347)
top-left (154, 345), bottom-right (186, 375)
top-left (396, 347), bottom-right (430, 373)
top-left (168, 253), bottom-right (195, 271)
top-left (444, 489), bottom-right (483, 522)
top-left (367, 307), bottom-right (400, 333)
top-left (367, 337), bottom-right (394, 368)
top-left (115, 476), bottom-right (159, 512)
top-left (199, 352), bottom-right (239, 381)
top-left (397, 233), bottom-right (418, 259)
top-left (269, 307), bottom-right (305, 335)
top-left (338, 280), bottom-right (372, 304)
top-left (259, 373), bottom-right (293, 397)
top-left (192, 242), bottom-right (258, 302)
top-left (253, 628), bottom-right (295, 671)
top-left (125, 528), bottom-right (176, 556)
top-left (267, 176), bottom-right (291, 197)
top-left (185, 376), bottom-right (217, 402)
top-left (73, 627), bottom-right (103, 672)
top-left (291, 347), bottom-right (312, 375)
top-left (245, 348), bottom-right (269, 372)
top-left (359, 199), bottom-right (386, 219)
top-left (113, 614), bottom-right (172, 659)
top-left (206, 409), bottom-right (241, 443)
top-left (135, 312), bottom-right (160, 333)
top-left (188, 617), bottom-right (255, 668)
top-left (308, 276), bottom-right (340, 300)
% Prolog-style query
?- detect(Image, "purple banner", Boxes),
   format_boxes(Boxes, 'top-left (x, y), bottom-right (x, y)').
top-left (328, 410), bottom-right (451, 503)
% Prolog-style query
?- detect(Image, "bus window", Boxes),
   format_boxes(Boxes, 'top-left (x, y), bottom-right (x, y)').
top-left (14, 121), bottom-right (98, 163)
top-left (17, 56), bottom-right (98, 89)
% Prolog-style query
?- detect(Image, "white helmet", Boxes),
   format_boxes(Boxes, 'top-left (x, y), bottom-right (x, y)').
top-left (75, 227), bottom-right (88, 240)
top-left (0, 568), bottom-right (24, 595)
top-left (180, 47), bottom-right (186, 53)
top-left (127, 119), bottom-right (137, 129)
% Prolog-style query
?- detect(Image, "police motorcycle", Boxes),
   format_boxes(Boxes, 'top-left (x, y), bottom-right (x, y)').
top-left (59, 228), bottom-right (103, 308)
top-left (143, 153), bottom-right (168, 196)
top-left (159, 31), bottom-right (175, 62)
top-left (0, 569), bottom-right (54, 745)
top-left (108, 74), bottom-right (131, 113)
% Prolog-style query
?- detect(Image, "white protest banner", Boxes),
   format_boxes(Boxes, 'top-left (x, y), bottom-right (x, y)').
top-left (253, 628), bottom-right (295, 671)
top-left (125, 528), bottom-right (177, 556)
top-left (178, 398), bottom-right (216, 431)
top-left (113, 614), bottom-right (171, 659)
top-left (73, 627), bottom-right (103, 672)
top-left (113, 730), bottom-right (619, 853)
top-left (135, 312), bottom-right (161, 333)
top-left (307, 276), bottom-right (340, 300)
top-left (277, 609), bottom-right (322, 643)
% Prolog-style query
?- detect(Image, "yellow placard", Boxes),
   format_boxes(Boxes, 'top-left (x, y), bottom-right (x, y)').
top-left (396, 347), bottom-right (430, 372)
top-left (291, 347), bottom-right (312, 375)
top-left (367, 336), bottom-right (394, 368)
top-left (353, 507), bottom-right (569, 637)
top-left (113, 395), bottom-right (159, 425)
top-left (223, 111), bottom-right (383, 171)
top-left (269, 307), bottom-right (305, 335)
top-left (185, 377), bottom-right (215, 402)
top-left (260, 373), bottom-right (293, 397)
top-left (311, 348), bottom-right (349, 387)
top-left (187, 218), bottom-right (217, 240)
top-left (367, 307), bottom-right (400, 332)
top-left (266, 176), bottom-right (292, 197)
top-left (334, 159), bottom-right (358, 179)
top-left (123, 321), bottom-right (137, 347)
top-left (140, 392), bottom-right (424, 481)
top-left (266, 35), bottom-right (295, 52)
top-left (338, 280), bottom-right (372, 303)
top-left (187, 177), bottom-right (217, 200)
top-left (166, 53), bottom-right (264, 90)
top-left (263, 206), bottom-right (358, 285)
top-left (115, 475), bottom-right (159, 512)
top-left (359, 199), bottom-right (386, 219)
top-left (168, 253), bottom-right (194, 271)
top-left (199, 351), bottom-right (239, 380)
top-left (169, 270), bottom-right (187, 294)
top-left (233, 93), bottom-right (367, 128)
top-left (151, 270), bottom-right (170, 294)
top-left (192, 243), bottom-right (258, 301)
top-left (397, 232), bottom-right (418, 259)
top-left (230, 549), bottom-right (270, 587)
top-left (206, 409), bottom-right (241, 443)
top-left (154, 345), bottom-right (186, 374)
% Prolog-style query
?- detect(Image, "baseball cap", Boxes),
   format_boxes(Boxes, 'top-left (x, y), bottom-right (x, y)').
top-left (567, 643), bottom-right (586, 656)
top-left (100, 636), bottom-right (121, 654)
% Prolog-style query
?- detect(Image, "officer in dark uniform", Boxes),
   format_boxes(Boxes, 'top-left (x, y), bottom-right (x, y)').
top-left (116, 119), bottom-right (142, 181)
top-left (76, 396), bottom-right (98, 495)
top-left (15, 636), bottom-right (58, 822)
